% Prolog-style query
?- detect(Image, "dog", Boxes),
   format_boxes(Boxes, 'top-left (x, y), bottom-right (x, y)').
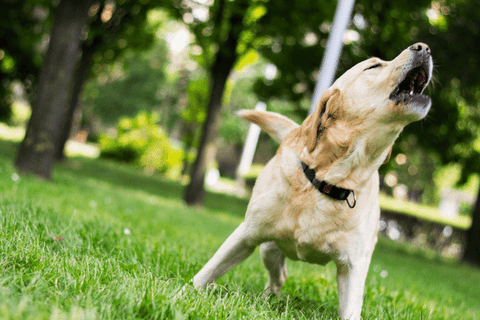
top-left (193, 43), bottom-right (433, 319)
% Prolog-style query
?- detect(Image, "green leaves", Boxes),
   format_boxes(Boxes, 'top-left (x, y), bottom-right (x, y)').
top-left (99, 112), bottom-right (184, 178)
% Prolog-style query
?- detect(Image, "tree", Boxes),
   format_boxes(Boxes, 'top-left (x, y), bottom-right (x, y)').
top-left (179, 77), bottom-right (209, 176)
top-left (167, 0), bottom-right (263, 206)
top-left (84, 39), bottom-right (170, 125)
top-left (15, 0), bottom-right (94, 179)
top-left (0, 0), bottom-right (52, 122)
top-left (183, 2), bottom-right (246, 205)
top-left (466, 186), bottom-right (480, 266)
top-left (413, 0), bottom-right (480, 266)
top-left (55, 0), bottom-right (162, 161)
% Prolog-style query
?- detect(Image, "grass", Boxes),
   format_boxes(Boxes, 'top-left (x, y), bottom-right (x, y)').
top-left (1, 122), bottom-right (469, 229)
top-left (0, 139), bottom-right (479, 319)
top-left (379, 194), bottom-right (471, 230)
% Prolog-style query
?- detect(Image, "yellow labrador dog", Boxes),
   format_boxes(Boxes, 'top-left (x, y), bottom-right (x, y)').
top-left (193, 43), bottom-right (433, 319)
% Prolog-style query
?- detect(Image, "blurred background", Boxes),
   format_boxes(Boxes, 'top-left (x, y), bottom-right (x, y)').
top-left (1, 0), bottom-right (480, 265)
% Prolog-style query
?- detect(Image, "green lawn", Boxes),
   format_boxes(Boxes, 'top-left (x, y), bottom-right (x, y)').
top-left (0, 140), bottom-right (479, 319)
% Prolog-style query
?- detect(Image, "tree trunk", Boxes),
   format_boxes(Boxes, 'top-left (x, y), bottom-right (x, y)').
top-left (183, 8), bottom-right (246, 205)
top-left (463, 182), bottom-right (480, 266)
top-left (180, 123), bottom-right (196, 177)
top-left (55, 43), bottom-right (96, 161)
top-left (183, 66), bottom-right (232, 206)
top-left (15, 0), bottom-right (93, 179)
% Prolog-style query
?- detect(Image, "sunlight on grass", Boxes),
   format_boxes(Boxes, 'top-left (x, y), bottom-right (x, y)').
top-left (0, 123), bottom-right (24, 142)
top-left (64, 140), bottom-right (100, 158)
top-left (0, 139), bottom-right (478, 319)
top-left (379, 194), bottom-right (471, 229)
top-left (0, 124), bottom-right (99, 159)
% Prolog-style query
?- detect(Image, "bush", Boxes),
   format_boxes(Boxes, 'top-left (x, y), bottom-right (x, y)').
top-left (99, 112), bottom-right (184, 179)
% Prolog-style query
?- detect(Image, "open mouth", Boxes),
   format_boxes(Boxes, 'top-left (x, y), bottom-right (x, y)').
top-left (389, 66), bottom-right (430, 106)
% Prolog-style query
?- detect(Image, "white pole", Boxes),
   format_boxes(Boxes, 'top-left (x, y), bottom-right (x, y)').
top-left (310, 0), bottom-right (356, 113)
top-left (237, 101), bottom-right (267, 177)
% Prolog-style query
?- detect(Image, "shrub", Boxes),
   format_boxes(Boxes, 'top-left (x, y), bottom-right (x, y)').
top-left (99, 112), bottom-right (184, 179)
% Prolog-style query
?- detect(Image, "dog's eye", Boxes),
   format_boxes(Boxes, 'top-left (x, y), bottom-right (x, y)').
top-left (364, 63), bottom-right (383, 71)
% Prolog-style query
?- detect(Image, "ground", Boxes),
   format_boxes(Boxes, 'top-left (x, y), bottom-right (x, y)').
top-left (0, 139), bottom-right (479, 319)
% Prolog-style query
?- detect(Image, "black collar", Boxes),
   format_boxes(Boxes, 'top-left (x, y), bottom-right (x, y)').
top-left (300, 162), bottom-right (356, 208)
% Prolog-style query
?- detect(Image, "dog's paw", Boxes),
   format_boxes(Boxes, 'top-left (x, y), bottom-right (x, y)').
top-left (262, 283), bottom-right (282, 298)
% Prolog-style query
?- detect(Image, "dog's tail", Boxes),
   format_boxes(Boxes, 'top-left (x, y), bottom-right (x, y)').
top-left (236, 109), bottom-right (299, 144)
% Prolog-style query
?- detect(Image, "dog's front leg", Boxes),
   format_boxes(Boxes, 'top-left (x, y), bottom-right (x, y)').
top-left (336, 255), bottom-right (372, 320)
top-left (193, 222), bottom-right (257, 288)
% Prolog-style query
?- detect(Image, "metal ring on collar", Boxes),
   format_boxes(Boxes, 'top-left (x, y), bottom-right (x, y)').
top-left (346, 190), bottom-right (357, 209)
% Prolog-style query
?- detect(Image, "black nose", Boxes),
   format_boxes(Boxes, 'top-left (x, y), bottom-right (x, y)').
top-left (410, 43), bottom-right (431, 56)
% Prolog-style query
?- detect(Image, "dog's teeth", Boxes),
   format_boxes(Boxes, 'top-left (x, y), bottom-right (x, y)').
top-left (409, 90), bottom-right (413, 95)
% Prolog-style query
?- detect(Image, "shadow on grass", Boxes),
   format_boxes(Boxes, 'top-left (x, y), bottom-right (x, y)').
top-left (200, 284), bottom-right (337, 319)
top-left (268, 294), bottom-right (337, 319)
top-left (61, 156), bottom-right (250, 217)
top-left (0, 139), bottom-right (249, 217)
top-left (0, 140), bottom-right (19, 160)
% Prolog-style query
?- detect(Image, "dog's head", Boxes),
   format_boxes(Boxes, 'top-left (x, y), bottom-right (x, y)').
top-left (300, 43), bottom-right (433, 186)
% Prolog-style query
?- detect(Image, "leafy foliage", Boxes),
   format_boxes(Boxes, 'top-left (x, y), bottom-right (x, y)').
top-left (84, 39), bottom-right (170, 125)
top-left (177, 78), bottom-right (209, 160)
top-left (85, 0), bottom-right (161, 65)
top-left (219, 76), bottom-right (258, 146)
top-left (168, 0), bottom-right (265, 70)
top-left (181, 78), bottom-right (208, 125)
top-left (0, 0), bottom-right (52, 121)
top-left (253, 0), bottom-right (432, 116)
top-left (99, 112), bottom-right (183, 178)
top-left (413, 0), bottom-right (480, 183)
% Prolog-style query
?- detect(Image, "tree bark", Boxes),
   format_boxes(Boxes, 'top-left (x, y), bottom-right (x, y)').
top-left (15, 0), bottom-right (93, 179)
top-left (184, 66), bottom-right (231, 206)
top-left (183, 8), bottom-right (245, 206)
top-left (463, 182), bottom-right (480, 266)
top-left (55, 42), bottom-right (96, 161)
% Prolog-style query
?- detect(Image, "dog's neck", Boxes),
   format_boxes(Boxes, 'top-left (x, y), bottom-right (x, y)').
top-left (296, 126), bottom-right (402, 191)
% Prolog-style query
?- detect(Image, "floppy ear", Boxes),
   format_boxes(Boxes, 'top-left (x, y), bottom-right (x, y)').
top-left (383, 147), bottom-right (392, 164)
top-left (302, 89), bottom-right (341, 152)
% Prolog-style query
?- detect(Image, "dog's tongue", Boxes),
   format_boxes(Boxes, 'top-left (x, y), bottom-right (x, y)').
top-left (418, 73), bottom-right (427, 87)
